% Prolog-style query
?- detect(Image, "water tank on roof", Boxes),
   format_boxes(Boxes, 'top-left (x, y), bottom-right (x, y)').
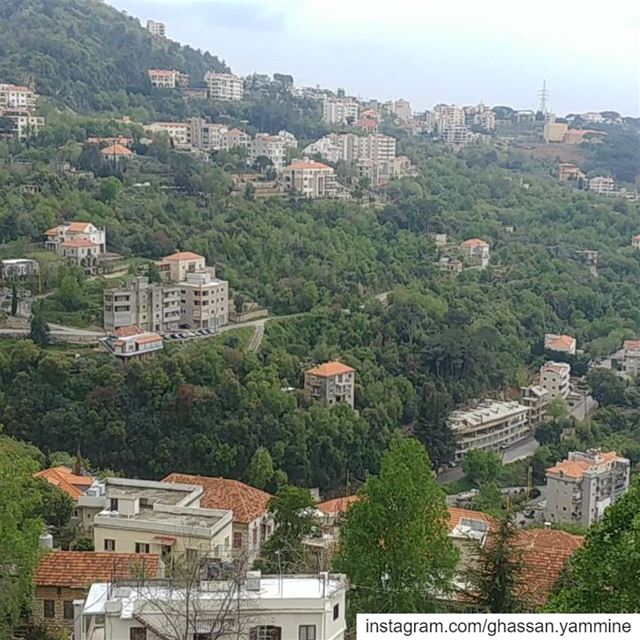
top-left (40, 533), bottom-right (54, 550)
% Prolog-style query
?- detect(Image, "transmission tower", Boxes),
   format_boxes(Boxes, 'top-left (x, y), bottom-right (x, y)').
top-left (538, 80), bottom-right (550, 114)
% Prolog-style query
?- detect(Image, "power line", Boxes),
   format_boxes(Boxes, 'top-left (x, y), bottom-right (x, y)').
top-left (538, 80), bottom-right (550, 115)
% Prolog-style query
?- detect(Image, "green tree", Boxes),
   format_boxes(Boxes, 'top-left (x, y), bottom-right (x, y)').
top-left (10, 282), bottom-right (18, 316)
top-left (473, 481), bottom-right (504, 517)
top-left (587, 369), bottom-right (628, 407)
top-left (247, 447), bottom-right (275, 490)
top-left (547, 477), bottom-right (640, 612)
top-left (334, 437), bottom-right (458, 617)
top-left (98, 176), bottom-right (122, 203)
top-left (147, 261), bottom-right (162, 284)
top-left (463, 449), bottom-right (503, 488)
top-left (29, 312), bottom-right (50, 347)
top-left (35, 480), bottom-right (74, 546)
top-left (466, 513), bottom-right (523, 613)
top-left (257, 485), bottom-right (316, 572)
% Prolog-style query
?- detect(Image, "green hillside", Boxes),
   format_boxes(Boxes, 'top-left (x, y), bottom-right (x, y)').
top-left (0, 0), bottom-right (227, 111)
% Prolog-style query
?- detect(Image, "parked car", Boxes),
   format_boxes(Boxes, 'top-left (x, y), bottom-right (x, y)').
top-left (179, 323), bottom-right (191, 329)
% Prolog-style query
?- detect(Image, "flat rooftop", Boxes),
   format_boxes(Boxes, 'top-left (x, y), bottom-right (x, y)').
top-left (98, 506), bottom-right (226, 530)
top-left (449, 400), bottom-right (528, 429)
top-left (103, 478), bottom-right (200, 506)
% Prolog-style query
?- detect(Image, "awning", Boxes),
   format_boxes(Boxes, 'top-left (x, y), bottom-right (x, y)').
top-left (151, 536), bottom-right (176, 545)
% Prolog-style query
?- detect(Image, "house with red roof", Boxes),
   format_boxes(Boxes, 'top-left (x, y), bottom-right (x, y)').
top-left (304, 361), bottom-right (356, 408)
top-left (34, 466), bottom-right (94, 500)
top-left (102, 326), bottom-right (164, 360)
top-left (32, 551), bottom-right (162, 631)
top-left (461, 238), bottom-right (490, 269)
top-left (163, 474), bottom-right (273, 558)
top-left (44, 221), bottom-right (107, 274)
top-left (100, 143), bottom-right (133, 158)
top-left (544, 333), bottom-right (576, 355)
top-left (156, 250), bottom-right (206, 282)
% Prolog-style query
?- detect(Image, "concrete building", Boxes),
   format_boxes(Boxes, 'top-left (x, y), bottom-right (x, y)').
top-left (157, 251), bottom-right (207, 282)
top-left (304, 361), bottom-right (355, 408)
top-left (558, 163), bottom-right (587, 184)
top-left (33, 551), bottom-right (161, 633)
top-left (438, 256), bottom-right (463, 275)
top-left (1, 110), bottom-right (45, 140)
top-left (179, 270), bottom-right (229, 331)
top-left (282, 160), bottom-right (338, 198)
top-left (540, 361), bottom-right (571, 399)
top-left (0, 83), bottom-right (37, 110)
top-left (519, 385), bottom-right (551, 428)
top-left (146, 121), bottom-right (190, 147)
top-left (390, 98), bottom-right (412, 123)
top-left (44, 221), bottom-right (106, 274)
top-left (356, 108), bottom-right (380, 133)
top-left (102, 326), bottom-right (164, 360)
top-left (322, 95), bottom-right (359, 124)
top-left (543, 121), bottom-right (569, 143)
top-left (545, 450), bottom-right (630, 527)
top-left (461, 238), bottom-right (490, 268)
top-left (544, 333), bottom-right (576, 355)
top-left (0, 83), bottom-right (43, 141)
top-left (474, 110), bottom-right (496, 131)
top-left (589, 175), bottom-right (615, 194)
top-left (103, 277), bottom-right (181, 333)
top-left (633, 234), bottom-right (640, 250)
top-left (147, 69), bottom-right (188, 89)
top-left (205, 72), bottom-right (244, 101)
top-left (448, 400), bottom-right (530, 461)
top-left (249, 130), bottom-right (298, 170)
top-left (188, 118), bottom-right (229, 151)
top-left (0, 258), bottom-right (39, 279)
top-left (75, 573), bottom-right (347, 640)
top-left (220, 127), bottom-right (251, 150)
top-left (146, 20), bottom-right (166, 37)
top-left (610, 339), bottom-right (640, 378)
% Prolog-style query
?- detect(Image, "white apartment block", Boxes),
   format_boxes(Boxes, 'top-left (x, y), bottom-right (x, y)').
top-left (157, 251), bottom-right (207, 282)
top-left (545, 450), bottom-right (630, 527)
top-left (146, 121), bottom-right (190, 147)
top-left (474, 110), bottom-right (496, 131)
top-left (460, 238), bottom-right (490, 268)
top-left (0, 83), bottom-right (37, 110)
top-left (75, 573), bottom-right (347, 640)
top-left (146, 20), bottom-right (166, 37)
top-left (249, 130), bottom-right (298, 170)
top-left (205, 72), bottom-right (244, 101)
top-left (436, 105), bottom-right (465, 132)
top-left (147, 69), bottom-right (188, 89)
top-left (282, 160), bottom-right (338, 199)
top-left (441, 124), bottom-right (471, 147)
top-left (539, 361), bottom-right (571, 399)
top-left (589, 176), bottom-right (615, 194)
top-left (220, 127), bottom-right (251, 150)
top-left (322, 96), bottom-right (359, 124)
top-left (391, 98), bottom-right (412, 123)
top-left (448, 400), bottom-right (530, 461)
top-left (2, 111), bottom-right (44, 140)
top-left (103, 277), bottom-right (181, 333)
top-left (179, 271), bottom-right (229, 331)
top-left (519, 385), bottom-right (551, 428)
top-left (189, 118), bottom-right (229, 151)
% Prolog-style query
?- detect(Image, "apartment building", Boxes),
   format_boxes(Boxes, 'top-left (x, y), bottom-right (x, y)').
top-left (543, 120), bottom-right (568, 143)
top-left (436, 105), bottom-right (465, 129)
top-left (103, 277), bottom-right (180, 333)
top-left (389, 98), bottom-right (412, 123)
top-left (75, 572), bottom-right (347, 640)
top-left (610, 339), bottom-right (640, 378)
top-left (589, 175), bottom-right (615, 194)
top-left (179, 270), bottom-right (229, 331)
top-left (448, 400), bottom-right (530, 461)
top-left (146, 20), bottom-right (166, 37)
top-left (441, 123), bottom-right (471, 147)
top-left (163, 474), bottom-right (273, 559)
top-left (189, 117), bottom-right (229, 151)
top-left (102, 326), bottom-right (164, 360)
top-left (33, 551), bottom-right (161, 633)
top-left (146, 121), bottom-right (190, 147)
top-left (461, 238), bottom-right (490, 268)
top-left (282, 160), bottom-right (338, 198)
top-left (205, 71), bottom-right (244, 101)
top-left (519, 385), bottom-right (551, 428)
top-left (322, 95), bottom-right (359, 124)
top-left (221, 127), bottom-right (251, 150)
top-left (0, 258), bottom-right (39, 279)
top-left (540, 361), bottom-right (571, 399)
top-left (0, 83), bottom-right (37, 110)
top-left (1, 110), bottom-right (45, 140)
top-left (304, 361), bottom-right (356, 408)
top-left (157, 251), bottom-right (206, 282)
top-left (249, 130), bottom-right (298, 169)
top-left (147, 69), bottom-right (188, 89)
top-left (545, 450), bottom-right (630, 527)
top-left (544, 333), bottom-right (576, 355)
top-left (474, 110), bottom-right (496, 131)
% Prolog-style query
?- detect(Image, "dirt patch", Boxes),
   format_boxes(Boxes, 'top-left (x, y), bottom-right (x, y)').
top-left (518, 143), bottom-right (585, 165)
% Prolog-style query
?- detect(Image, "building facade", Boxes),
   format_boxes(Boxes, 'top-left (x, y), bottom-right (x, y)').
top-left (205, 72), bottom-right (244, 101)
top-left (0, 258), bottom-right (39, 279)
top-left (539, 361), bottom-right (571, 399)
top-left (179, 270), bottom-right (229, 331)
top-left (322, 96), bottom-right (359, 124)
top-left (249, 131), bottom-right (298, 169)
top-left (461, 238), bottom-right (490, 268)
top-left (304, 361), bottom-right (356, 408)
top-left (102, 327), bottom-right (164, 359)
top-left (544, 333), bottom-right (576, 355)
top-left (282, 161), bottom-right (338, 198)
top-left (589, 176), bottom-right (615, 194)
top-left (146, 20), bottom-right (166, 37)
top-left (147, 69), bottom-right (188, 89)
top-left (545, 450), bottom-right (630, 527)
top-left (543, 120), bottom-right (569, 143)
top-left (610, 339), bottom-right (640, 378)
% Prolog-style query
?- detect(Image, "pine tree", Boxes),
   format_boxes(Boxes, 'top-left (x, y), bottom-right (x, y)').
top-left (10, 282), bottom-right (18, 316)
top-left (29, 311), bottom-right (50, 347)
top-left (414, 382), bottom-right (455, 468)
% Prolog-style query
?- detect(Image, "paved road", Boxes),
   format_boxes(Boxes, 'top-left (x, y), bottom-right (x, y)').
top-left (0, 323), bottom-right (106, 343)
top-left (248, 321), bottom-right (266, 352)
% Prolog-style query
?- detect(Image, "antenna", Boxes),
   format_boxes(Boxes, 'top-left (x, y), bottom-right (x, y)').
top-left (538, 80), bottom-right (550, 114)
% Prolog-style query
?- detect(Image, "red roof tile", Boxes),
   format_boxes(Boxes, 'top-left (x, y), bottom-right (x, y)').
top-left (317, 495), bottom-right (360, 516)
top-left (101, 143), bottom-right (133, 157)
top-left (162, 251), bottom-right (204, 262)
top-left (61, 238), bottom-right (99, 248)
top-left (163, 474), bottom-right (272, 524)
top-left (35, 551), bottom-right (161, 589)
top-left (33, 467), bottom-right (93, 500)
top-left (287, 160), bottom-right (332, 171)
top-left (447, 507), bottom-right (495, 533)
top-left (305, 361), bottom-right (355, 377)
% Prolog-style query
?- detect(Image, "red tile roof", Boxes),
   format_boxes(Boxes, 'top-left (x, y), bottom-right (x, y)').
top-left (61, 238), bottom-right (99, 248)
top-left (115, 326), bottom-right (144, 337)
top-left (101, 143), bottom-right (133, 157)
top-left (67, 222), bottom-right (93, 233)
top-left (547, 451), bottom-right (618, 479)
top-left (317, 495), bottom-right (360, 516)
top-left (33, 466), bottom-right (93, 499)
top-left (623, 339), bottom-right (640, 351)
top-left (305, 361), bottom-right (355, 377)
top-left (447, 507), bottom-right (495, 533)
top-left (35, 552), bottom-right (161, 589)
top-left (163, 474), bottom-right (272, 524)
top-left (135, 334), bottom-right (163, 345)
top-left (287, 160), bottom-right (332, 171)
top-left (462, 238), bottom-right (489, 247)
top-left (515, 529), bottom-right (584, 608)
top-left (545, 334), bottom-right (576, 352)
top-left (162, 251), bottom-right (204, 262)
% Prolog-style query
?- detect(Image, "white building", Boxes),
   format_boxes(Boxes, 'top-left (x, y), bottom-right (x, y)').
top-left (441, 124), bottom-right (471, 147)
top-left (390, 98), bottom-right (412, 123)
top-left (249, 131), bottom-right (298, 170)
top-left (460, 238), bottom-right (490, 269)
top-left (322, 96), bottom-right (359, 124)
top-left (610, 339), bottom-right (640, 378)
top-left (633, 234), bottom-right (640, 250)
top-left (44, 222), bottom-right (106, 273)
top-left (545, 450), bottom-right (630, 527)
top-left (102, 327), bottom-right (164, 360)
top-left (474, 110), bottom-right (496, 131)
top-left (281, 160), bottom-right (338, 199)
top-left (0, 258), bottom-right (39, 279)
top-left (589, 176), bottom-right (615, 194)
top-left (448, 400), bottom-right (530, 461)
top-left (540, 361), bottom-right (571, 399)
top-left (0, 83), bottom-right (37, 110)
top-left (147, 69), bottom-right (188, 89)
top-left (146, 20), bottom-right (166, 37)
top-left (179, 270), bottom-right (229, 331)
top-left (146, 121), bottom-right (190, 147)
top-left (544, 333), bottom-right (576, 355)
top-left (75, 573), bottom-right (347, 640)
top-left (205, 72), bottom-right (244, 101)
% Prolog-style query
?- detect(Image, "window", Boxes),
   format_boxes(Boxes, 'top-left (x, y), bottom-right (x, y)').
top-left (130, 629), bottom-right (147, 640)
top-left (63, 600), bottom-right (74, 620)
top-left (233, 531), bottom-right (244, 549)
top-left (104, 538), bottom-right (115, 551)
top-left (110, 498), bottom-right (119, 511)
top-left (135, 542), bottom-right (150, 554)
top-left (250, 626), bottom-right (281, 640)
top-left (299, 626), bottom-right (316, 640)
top-left (43, 600), bottom-right (55, 619)
top-left (333, 603), bottom-right (340, 620)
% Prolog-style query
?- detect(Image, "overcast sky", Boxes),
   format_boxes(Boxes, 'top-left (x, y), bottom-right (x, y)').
top-left (108, 0), bottom-right (640, 115)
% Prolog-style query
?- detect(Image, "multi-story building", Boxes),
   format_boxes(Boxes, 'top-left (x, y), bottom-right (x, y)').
top-left (205, 71), bottom-right (244, 101)
top-left (0, 83), bottom-right (37, 110)
top-left (461, 238), bottom-right (490, 268)
top-left (610, 339), bottom-right (640, 378)
top-left (44, 222), bottom-right (106, 273)
top-left (322, 95), bottom-right (359, 124)
top-left (282, 160), bottom-right (338, 198)
top-left (558, 162), bottom-right (587, 183)
top-left (33, 551), bottom-right (161, 633)
top-left (543, 120), bottom-right (569, 143)
top-left (157, 251), bottom-right (207, 282)
top-left (101, 326), bottom-right (164, 360)
top-left (540, 361), bottom-right (571, 399)
top-left (179, 270), bottom-right (229, 331)
top-left (474, 110), bottom-right (496, 131)
top-left (103, 276), bottom-right (181, 333)
top-left (519, 385), bottom-right (551, 427)
top-left (589, 175), bottom-right (615, 194)
top-left (441, 123), bottom-right (471, 147)
top-left (75, 572), bottom-right (348, 640)
top-left (436, 105), bottom-right (465, 129)
top-left (448, 400), bottom-right (530, 461)
top-left (356, 108), bottom-right (380, 133)
top-left (220, 127), bottom-right (251, 150)
top-left (391, 98), bottom-right (412, 123)
top-left (304, 361), bottom-right (356, 408)
top-left (146, 120), bottom-right (190, 147)
top-left (1, 109), bottom-right (45, 140)
top-left (0, 258), bottom-right (39, 280)
top-left (544, 333), bottom-right (576, 355)
top-left (545, 450), bottom-right (630, 527)
top-left (188, 118), bottom-right (229, 151)
top-left (633, 234), bottom-right (640, 250)
top-left (146, 20), bottom-right (166, 37)
top-left (249, 130), bottom-right (298, 169)
top-left (147, 69), bottom-right (188, 88)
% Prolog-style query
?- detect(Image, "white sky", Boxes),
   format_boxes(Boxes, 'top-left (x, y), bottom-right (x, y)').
top-left (109, 0), bottom-right (640, 114)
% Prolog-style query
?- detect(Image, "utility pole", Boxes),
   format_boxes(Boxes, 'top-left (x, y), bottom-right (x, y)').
top-left (538, 80), bottom-right (550, 115)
